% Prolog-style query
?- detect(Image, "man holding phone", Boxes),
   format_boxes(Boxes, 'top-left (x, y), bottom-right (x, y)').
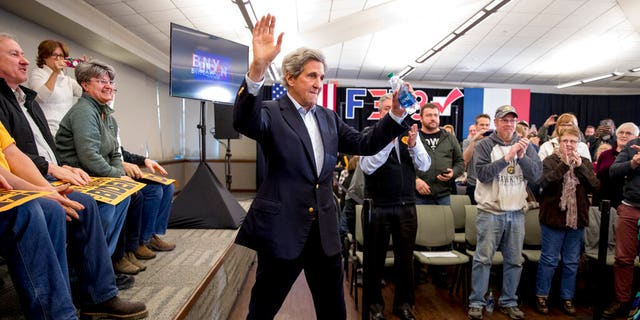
top-left (415, 103), bottom-right (464, 205)
top-left (588, 118), bottom-right (616, 159)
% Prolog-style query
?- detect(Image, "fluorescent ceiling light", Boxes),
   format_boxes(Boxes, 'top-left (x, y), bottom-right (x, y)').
top-left (398, 65), bottom-right (415, 79)
top-left (484, 0), bottom-right (510, 12)
top-left (413, 0), bottom-right (511, 65)
top-left (416, 50), bottom-right (436, 63)
top-left (556, 80), bottom-right (582, 89)
top-left (556, 72), bottom-right (623, 89)
top-left (582, 72), bottom-right (622, 83)
top-left (455, 11), bottom-right (487, 35)
top-left (630, 67), bottom-right (640, 73)
top-left (432, 33), bottom-right (457, 52)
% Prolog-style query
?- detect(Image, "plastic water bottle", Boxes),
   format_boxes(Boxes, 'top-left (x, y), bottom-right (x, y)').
top-left (387, 72), bottom-right (419, 113)
top-left (486, 288), bottom-right (494, 313)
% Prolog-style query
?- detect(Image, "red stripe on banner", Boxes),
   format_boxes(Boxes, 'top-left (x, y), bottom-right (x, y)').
top-left (319, 83), bottom-right (337, 111)
top-left (511, 89), bottom-right (531, 122)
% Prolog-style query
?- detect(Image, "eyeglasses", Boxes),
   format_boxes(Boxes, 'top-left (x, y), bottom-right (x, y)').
top-left (498, 118), bottom-right (517, 124)
top-left (559, 139), bottom-right (579, 145)
top-left (89, 79), bottom-right (115, 86)
top-left (618, 131), bottom-right (635, 136)
top-left (50, 53), bottom-right (65, 59)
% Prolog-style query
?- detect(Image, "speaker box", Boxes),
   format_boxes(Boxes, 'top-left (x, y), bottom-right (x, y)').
top-left (214, 102), bottom-right (240, 139)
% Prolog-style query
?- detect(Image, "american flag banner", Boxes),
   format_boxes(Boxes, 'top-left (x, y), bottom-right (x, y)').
top-left (317, 83), bottom-right (337, 111)
top-left (271, 83), bottom-right (287, 100)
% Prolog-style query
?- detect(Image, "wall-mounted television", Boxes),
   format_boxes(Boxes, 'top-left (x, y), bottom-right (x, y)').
top-left (170, 23), bottom-right (249, 103)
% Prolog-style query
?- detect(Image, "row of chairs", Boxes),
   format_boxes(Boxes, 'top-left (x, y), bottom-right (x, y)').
top-left (346, 195), bottom-right (544, 309)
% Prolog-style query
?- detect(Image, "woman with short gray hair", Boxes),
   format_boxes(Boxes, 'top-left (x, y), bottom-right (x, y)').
top-left (55, 59), bottom-right (136, 273)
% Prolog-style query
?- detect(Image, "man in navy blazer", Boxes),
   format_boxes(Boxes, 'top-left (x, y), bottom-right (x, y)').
top-left (233, 15), bottom-right (412, 320)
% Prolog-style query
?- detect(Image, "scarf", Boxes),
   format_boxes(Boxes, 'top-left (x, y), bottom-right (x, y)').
top-left (555, 149), bottom-right (579, 229)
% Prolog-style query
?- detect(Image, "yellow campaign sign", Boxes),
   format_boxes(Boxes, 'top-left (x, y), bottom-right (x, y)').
top-left (0, 190), bottom-right (50, 212)
top-left (139, 172), bottom-right (176, 185)
top-left (52, 177), bottom-right (146, 205)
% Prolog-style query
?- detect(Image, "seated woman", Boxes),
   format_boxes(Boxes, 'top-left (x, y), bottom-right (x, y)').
top-left (535, 125), bottom-right (599, 316)
top-left (55, 59), bottom-right (144, 274)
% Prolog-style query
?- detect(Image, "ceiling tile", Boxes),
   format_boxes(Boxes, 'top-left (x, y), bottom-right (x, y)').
top-left (139, 9), bottom-right (185, 23)
top-left (94, 2), bottom-right (135, 16)
top-left (110, 14), bottom-right (149, 27)
top-left (126, 0), bottom-right (176, 13)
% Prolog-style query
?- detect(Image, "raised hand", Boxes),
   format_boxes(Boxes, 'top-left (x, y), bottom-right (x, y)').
top-left (407, 124), bottom-right (418, 148)
top-left (248, 14), bottom-right (284, 82)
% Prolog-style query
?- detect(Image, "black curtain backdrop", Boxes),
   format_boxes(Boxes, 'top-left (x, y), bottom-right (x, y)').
top-left (254, 86), bottom-right (640, 189)
top-left (530, 93), bottom-right (640, 130)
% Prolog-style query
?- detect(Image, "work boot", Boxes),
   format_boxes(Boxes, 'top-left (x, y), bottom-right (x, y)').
top-left (149, 234), bottom-right (176, 251)
top-left (80, 296), bottom-right (148, 319)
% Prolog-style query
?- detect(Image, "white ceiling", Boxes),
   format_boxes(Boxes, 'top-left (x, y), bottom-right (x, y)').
top-left (3, 0), bottom-right (640, 94)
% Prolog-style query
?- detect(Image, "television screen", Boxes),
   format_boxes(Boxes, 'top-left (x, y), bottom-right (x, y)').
top-left (170, 23), bottom-right (249, 103)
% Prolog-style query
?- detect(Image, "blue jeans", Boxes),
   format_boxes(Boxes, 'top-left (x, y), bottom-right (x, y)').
top-left (140, 183), bottom-right (174, 243)
top-left (469, 210), bottom-right (525, 308)
top-left (66, 192), bottom-right (118, 306)
top-left (97, 197), bottom-right (130, 256)
top-left (415, 194), bottom-right (451, 205)
top-left (535, 224), bottom-right (583, 300)
top-left (0, 198), bottom-right (76, 320)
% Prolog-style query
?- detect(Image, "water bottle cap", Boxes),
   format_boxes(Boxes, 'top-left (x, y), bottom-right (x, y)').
top-left (387, 72), bottom-right (395, 78)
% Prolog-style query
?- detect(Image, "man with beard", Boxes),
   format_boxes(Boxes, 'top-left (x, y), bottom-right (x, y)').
top-left (415, 103), bottom-right (464, 205)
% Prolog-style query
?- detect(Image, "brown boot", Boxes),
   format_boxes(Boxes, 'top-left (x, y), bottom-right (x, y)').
top-left (125, 252), bottom-right (146, 271)
top-left (113, 257), bottom-right (140, 275)
top-left (149, 234), bottom-right (176, 251)
top-left (134, 245), bottom-right (156, 260)
top-left (80, 296), bottom-right (148, 319)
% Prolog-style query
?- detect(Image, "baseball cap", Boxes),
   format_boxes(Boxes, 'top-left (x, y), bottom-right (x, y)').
top-left (495, 105), bottom-right (518, 119)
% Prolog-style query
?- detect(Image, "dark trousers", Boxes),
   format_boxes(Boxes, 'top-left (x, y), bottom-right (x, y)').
top-left (466, 184), bottom-right (477, 205)
top-left (369, 204), bottom-right (417, 311)
top-left (247, 220), bottom-right (346, 320)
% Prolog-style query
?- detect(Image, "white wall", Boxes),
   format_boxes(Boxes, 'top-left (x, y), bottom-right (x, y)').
top-left (0, 8), bottom-right (258, 190)
top-left (0, 8), bottom-right (257, 162)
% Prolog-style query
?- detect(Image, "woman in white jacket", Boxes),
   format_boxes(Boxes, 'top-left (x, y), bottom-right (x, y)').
top-left (27, 39), bottom-right (83, 135)
top-left (538, 113), bottom-right (591, 162)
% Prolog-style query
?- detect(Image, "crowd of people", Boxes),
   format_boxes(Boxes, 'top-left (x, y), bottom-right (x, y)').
top-left (334, 102), bottom-right (639, 319)
top-left (226, 13), bottom-right (640, 320)
top-left (0, 33), bottom-right (176, 319)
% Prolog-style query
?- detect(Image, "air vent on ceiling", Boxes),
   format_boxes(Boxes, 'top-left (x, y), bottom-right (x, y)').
top-left (613, 75), bottom-right (640, 82)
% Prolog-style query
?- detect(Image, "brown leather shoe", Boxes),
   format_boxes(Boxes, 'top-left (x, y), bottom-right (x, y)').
top-left (80, 296), bottom-right (148, 320)
top-left (149, 234), bottom-right (176, 251)
top-left (561, 300), bottom-right (576, 316)
top-left (134, 245), bottom-right (156, 260)
top-left (125, 252), bottom-right (146, 271)
top-left (603, 300), bottom-right (627, 318)
top-left (535, 296), bottom-right (549, 314)
top-left (113, 257), bottom-right (140, 275)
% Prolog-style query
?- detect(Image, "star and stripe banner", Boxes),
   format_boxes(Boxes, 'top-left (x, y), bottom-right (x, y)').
top-left (271, 82), bottom-right (337, 111)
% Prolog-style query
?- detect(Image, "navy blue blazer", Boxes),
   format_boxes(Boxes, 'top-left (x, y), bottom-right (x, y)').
top-left (233, 81), bottom-right (408, 259)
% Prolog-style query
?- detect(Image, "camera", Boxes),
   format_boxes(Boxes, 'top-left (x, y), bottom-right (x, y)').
top-left (64, 58), bottom-right (83, 68)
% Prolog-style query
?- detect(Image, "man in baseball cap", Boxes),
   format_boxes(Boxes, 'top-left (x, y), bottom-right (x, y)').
top-left (495, 105), bottom-right (518, 119)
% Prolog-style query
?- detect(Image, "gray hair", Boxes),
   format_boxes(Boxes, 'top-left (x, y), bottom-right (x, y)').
top-left (379, 93), bottom-right (393, 104)
top-left (280, 47), bottom-right (326, 89)
top-left (617, 122), bottom-right (639, 136)
top-left (75, 59), bottom-right (116, 86)
top-left (0, 33), bottom-right (16, 41)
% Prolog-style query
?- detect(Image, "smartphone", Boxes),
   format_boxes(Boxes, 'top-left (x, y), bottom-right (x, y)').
top-left (482, 130), bottom-right (494, 137)
top-left (64, 58), bottom-right (83, 68)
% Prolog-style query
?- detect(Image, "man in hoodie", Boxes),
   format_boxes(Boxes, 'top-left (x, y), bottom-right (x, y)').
top-left (467, 105), bottom-right (542, 320)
